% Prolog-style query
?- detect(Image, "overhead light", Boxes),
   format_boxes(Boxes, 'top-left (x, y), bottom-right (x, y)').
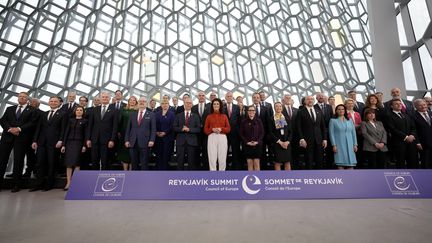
top-left (211, 53), bottom-right (224, 66)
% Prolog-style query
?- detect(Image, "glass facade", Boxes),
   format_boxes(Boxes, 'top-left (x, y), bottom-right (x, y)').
top-left (0, 0), bottom-right (373, 114)
top-left (395, 0), bottom-right (432, 98)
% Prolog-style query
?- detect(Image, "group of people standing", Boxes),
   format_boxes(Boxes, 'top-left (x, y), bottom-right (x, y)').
top-left (1, 87), bottom-right (432, 193)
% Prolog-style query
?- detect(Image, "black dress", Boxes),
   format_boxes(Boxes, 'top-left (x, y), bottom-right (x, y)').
top-left (269, 115), bottom-right (293, 163)
top-left (63, 118), bottom-right (88, 167)
top-left (240, 117), bottom-right (264, 159)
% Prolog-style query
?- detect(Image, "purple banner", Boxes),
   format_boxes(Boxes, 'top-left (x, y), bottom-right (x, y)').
top-left (65, 170), bottom-right (432, 200)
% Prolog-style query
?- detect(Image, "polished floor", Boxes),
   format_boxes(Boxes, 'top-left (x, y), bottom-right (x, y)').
top-left (0, 190), bottom-right (431, 243)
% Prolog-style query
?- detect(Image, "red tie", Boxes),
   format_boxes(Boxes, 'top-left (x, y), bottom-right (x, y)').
top-left (401, 101), bottom-right (407, 113)
top-left (185, 112), bottom-right (190, 126)
top-left (228, 104), bottom-right (232, 117)
top-left (138, 111), bottom-right (143, 125)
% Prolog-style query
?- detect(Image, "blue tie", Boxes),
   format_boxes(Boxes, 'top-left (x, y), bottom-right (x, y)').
top-left (16, 106), bottom-right (22, 119)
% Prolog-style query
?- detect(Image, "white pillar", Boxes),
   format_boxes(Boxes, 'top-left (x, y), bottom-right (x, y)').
top-left (367, 0), bottom-right (406, 100)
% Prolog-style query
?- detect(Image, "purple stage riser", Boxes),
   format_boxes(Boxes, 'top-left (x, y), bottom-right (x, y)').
top-left (65, 170), bottom-right (432, 200)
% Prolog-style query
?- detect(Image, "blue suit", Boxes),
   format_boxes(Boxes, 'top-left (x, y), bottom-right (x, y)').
top-left (329, 118), bottom-right (358, 167)
top-left (125, 110), bottom-right (156, 170)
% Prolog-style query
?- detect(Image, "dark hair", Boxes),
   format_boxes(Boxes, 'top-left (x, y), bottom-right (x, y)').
top-left (365, 94), bottom-right (382, 108)
top-left (390, 98), bottom-right (401, 106)
top-left (363, 108), bottom-right (376, 121)
top-left (210, 98), bottom-right (223, 113)
top-left (79, 96), bottom-right (88, 102)
top-left (333, 104), bottom-right (349, 120)
top-left (73, 105), bottom-right (86, 117)
top-left (57, 96), bottom-right (63, 103)
top-left (115, 90), bottom-right (123, 95)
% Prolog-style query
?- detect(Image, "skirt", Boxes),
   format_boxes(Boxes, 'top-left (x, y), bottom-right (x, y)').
top-left (243, 144), bottom-right (262, 159)
top-left (64, 140), bottom-right (84, 167)
top-left (274, 143), bottom-right (292, 163)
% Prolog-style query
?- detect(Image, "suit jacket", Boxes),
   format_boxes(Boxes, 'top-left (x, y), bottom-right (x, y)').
top-left (296, 106), bottom-right (327, 145)
top-left (268, 115), bottom-right (293, 143)
top-left (253, 104), bottom-right (270, 132)
top-left (61, 102), bottom-right (78, 115)
top-left (261, 101), bottom-right (274, 117)
top-left (33, 109), bottom-right (67, 146)
top-left (86, 105), bottom-right (119, 144)
top-left (125, 110), bottom-right (156, 148)
top-left (173, 111), bottom-right (201, 146)
top-left (222, 103), bottom-right (240, 135)
top-left (314, 103), bottom-right (333, 127)
top-left (360, 121), bottom-right (388, 152)
top-left (0, 105), bottom-right (38, 143)
top-left (354, 101), bottom-right (365, 115)
top-left (282, 105), bottom-right (298, 124)
top-left (413, 111), bottom-right (432, 149)
top-left (109, 101), bottom-right (126, 110)
top-left (384, 99), bottom-right (415, 117)
top-left (191, 102), bottom-right (210, 127)
top-left (386, 111), bottom-right (417, 145)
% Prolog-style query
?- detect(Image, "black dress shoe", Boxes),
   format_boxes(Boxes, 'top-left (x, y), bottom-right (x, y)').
top-left (42, 187), bottom-right (52, 192)
top-left (22, 172), bottom-right (32, 178)
top-left (63, 187), bottom-right (69, 191)
top-left (11, 187), bottom-right (20, 193)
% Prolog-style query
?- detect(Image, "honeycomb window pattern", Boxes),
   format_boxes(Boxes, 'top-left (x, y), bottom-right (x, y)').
top-left (0, 0), bottom-right (373, 114)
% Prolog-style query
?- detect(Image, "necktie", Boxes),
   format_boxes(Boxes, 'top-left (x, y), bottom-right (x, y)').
top-left (256, 105), bottom-right (260, 116)
top-left (185, 112), bottom-right (190, 126)
top-left (287, 106), bottom-right (292, 119)
top-left (309, 108), bottom-right (315, 121)
top-left (16, 106), bottom-right (22, 119)
top-left (48, 110), bottom-right (54, 121)
top-left (101, 105), bottom-right (106, 119)
top-left (401, 101), bottom-right (407, 113)
top-left (423, 112), bottom-right (431, 125)
top-left (397, 112), bottom-right (403, 119)
top-left (138, 111), bottom-right (143, 125)
top-left (117, 102), bottom-right (120, 110)
top-left (69, 103), bottom-right (73, 109)
top-left (199, 104), bottom-right (203, 117)
top-left (228, 104), bottom-right (232, 117)
top-left (321, 104), bottom-right (324, 111)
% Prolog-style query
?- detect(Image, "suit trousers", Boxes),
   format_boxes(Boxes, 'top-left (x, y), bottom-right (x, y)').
top-left (419, 148), bottom-right (432, 169)
top-left (129, 144), bottom-right (150, 170)
top-left (207, 133), bottom-right (228, 171)
top-left (176, 144), bottom-right (197, 170)
top-left (0, 139), bottom-right (27, 187)
top-left (91, 143), bottom-right (110, 170)
top-left (35, 145), bottom-right (60, 188)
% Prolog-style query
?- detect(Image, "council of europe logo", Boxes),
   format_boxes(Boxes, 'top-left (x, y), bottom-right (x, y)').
top-left (242, 175), bottom-right (262, 195)
top-left (384, 173), bottom-right (419, 194)
top-left (94, 174), bottom-right (125, 194)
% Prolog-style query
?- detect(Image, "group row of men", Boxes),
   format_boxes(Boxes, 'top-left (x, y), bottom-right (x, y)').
top-left (1, 87), bottom-right (432, 192)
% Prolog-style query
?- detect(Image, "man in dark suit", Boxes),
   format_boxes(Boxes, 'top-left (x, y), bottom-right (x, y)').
top-left (425, 97), bottom-right (432, 112)
top-left (259, 90), bottom-right (274, 117)
top-left (252, 92), bottom-right (272, 169)
top-left (22, 98), bottom-right (43, 178)
top-left (125, 97), bottom-right (156, 170)
top-left (86, 91), bottom-right (119, 170)
top-left (297, 95), bottom-right (328, 170)
top-left (223, 91), bottom-right (242, 170)
top-left (348, 90), bottom-right (365, 115)
top-left (413, 99), bottom-right (432, 168)
top-left (30, 96), bottom-right (67, 191)
top-left (191, 91), bottom-right (210, 170)
top-left (146, 99), bottom-right (157, 113)
top-left (0, 92), bottom-right (38, 192)
top-left (384, 87), bottom-right (415, 117)
top-left (109, 90), bottom-right (126, 110)
top-left (386, 99), bottom-right (418, 169)
top-left (173, 97), bottom-right (201, 170)
top-left (175, 93), bottom-right (190, 115)
top-left (282, 94), bottom-right (299, 167)
top-left (314, 92), bottom-right (333, 169)
top-left (61, 91), bottom-right (78, 115)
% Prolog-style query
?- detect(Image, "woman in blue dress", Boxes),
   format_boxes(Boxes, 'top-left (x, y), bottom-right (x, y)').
top-left (155, 99), bottom-right (175, 170)
top-left (329, 104), bottom-right (358, 169)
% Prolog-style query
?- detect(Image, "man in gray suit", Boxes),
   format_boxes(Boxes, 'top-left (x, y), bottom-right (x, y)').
top-left (125, 97), bottom-right (156, 170)
top-left (173, 97), bottom-right (201, 170)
